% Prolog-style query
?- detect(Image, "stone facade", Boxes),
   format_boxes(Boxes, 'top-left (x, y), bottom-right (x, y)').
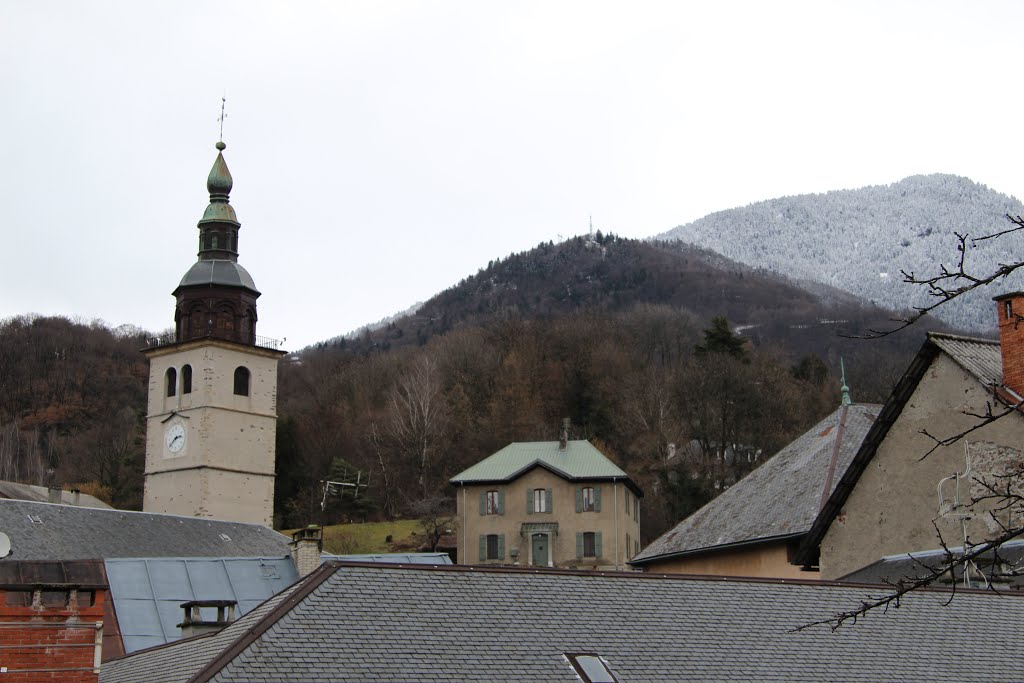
top-left (143, 338), bottom-right (281, 527)
top-left (455, 466), bottom-right (641, 570)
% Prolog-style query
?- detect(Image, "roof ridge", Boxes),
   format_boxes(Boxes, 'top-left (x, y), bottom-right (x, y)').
top-left (928, 331), bottom-right (999, 345)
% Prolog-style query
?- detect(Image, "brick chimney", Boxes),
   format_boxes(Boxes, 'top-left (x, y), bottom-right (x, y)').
top-left (290, 525), bottom-right (323, 576)
top-left (178, 600), bottom-right (236, 639)
top-left (995, 292), bottom-right (1024, 398)
top-left (559, 418), bottom-right (570, 451)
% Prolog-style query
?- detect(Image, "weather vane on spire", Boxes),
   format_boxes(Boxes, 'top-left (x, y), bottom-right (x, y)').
top-left (217, 95), bottom-right (228, 143)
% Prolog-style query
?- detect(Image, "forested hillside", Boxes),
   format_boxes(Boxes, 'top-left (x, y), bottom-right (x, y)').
top-left (0, 235), bottom-right (948, 542)
top-left (657, 174), bottom-right (1024, 332)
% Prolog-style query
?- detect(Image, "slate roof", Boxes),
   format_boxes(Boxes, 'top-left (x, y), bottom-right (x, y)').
top-left (325, 552), bottom-right (453, 564)
top-left (105, 556), bottom-right (299, 654)
top-left (0, 499), bottom-right (291, 561)
top-left (632, 403), bottom-right (880, 564)
top-left (101, 562), bottom-right (1024, 682)
top-left (176, 260), bottom-right (259, 294)
top-left (450, 440), bottom-right (640, 493)
top-left (795, 332), bottom-right (1005, 566)
top-left (0, 481), bottom-right (111, 508)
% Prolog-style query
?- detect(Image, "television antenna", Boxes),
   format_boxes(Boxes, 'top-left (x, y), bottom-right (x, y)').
top-left (937, 444), bottom-right (985, 588)
top-left (320, 470), bottom-right (370, 511)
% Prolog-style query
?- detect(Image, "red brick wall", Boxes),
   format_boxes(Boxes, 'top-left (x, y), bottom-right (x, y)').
top-left (997, 294), bottom-right (1024, 397)
top-left (0, 587), bottom-right (105, 683)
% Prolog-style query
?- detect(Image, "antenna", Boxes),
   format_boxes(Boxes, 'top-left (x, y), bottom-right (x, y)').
top-left (320, 470), bottom-right (371, 511)
top-left (937, 443), bottom-right (984, 588)
top-left (217, 94), bottom-right (228, 142)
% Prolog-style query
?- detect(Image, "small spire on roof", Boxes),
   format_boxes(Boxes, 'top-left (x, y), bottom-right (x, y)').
top-left (840, 358), bottom-right (852, 406)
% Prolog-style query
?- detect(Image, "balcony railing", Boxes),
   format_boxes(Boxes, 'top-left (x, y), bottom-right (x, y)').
top-left (145, 333), bottom-right (283, 351)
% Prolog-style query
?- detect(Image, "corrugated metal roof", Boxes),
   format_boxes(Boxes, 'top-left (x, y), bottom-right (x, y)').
top-left (105, 556), bottom-right (298, 654)
top-left (450, 440), bottom-right (631, 484)
top-left (928, 332), bottom-right (1001, 387)
top-left (633, 404), bottom-right (880, 564)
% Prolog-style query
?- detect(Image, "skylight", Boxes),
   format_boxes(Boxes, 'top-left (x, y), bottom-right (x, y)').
top-left (566, 653), bottom-right (618, 683)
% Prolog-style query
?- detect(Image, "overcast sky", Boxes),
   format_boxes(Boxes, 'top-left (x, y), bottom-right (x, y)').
top-left (3, 2), bottom-right (1023, 349)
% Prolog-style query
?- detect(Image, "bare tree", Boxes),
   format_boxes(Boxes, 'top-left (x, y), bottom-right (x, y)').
top-left (386, 356), bottom-right (447, 501)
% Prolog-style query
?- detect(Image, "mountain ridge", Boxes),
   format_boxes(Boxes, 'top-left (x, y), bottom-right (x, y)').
top-left (655, 173), bottom-right (1024, 332)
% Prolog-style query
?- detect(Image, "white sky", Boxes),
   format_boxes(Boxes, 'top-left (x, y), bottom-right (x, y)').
top-left (3, 1), bottom-right (1023, 349)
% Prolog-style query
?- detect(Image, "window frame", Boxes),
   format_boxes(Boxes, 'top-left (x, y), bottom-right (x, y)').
top-left (582, 486), bottom-right (595, 512)
top-left (582, 531), bottom-right (597, 558)
top-left (233, 366), bottom-right (250, 396)
top-left (486, 534), bottom-right (499, 560)
top-left (486, 490), bottom-right (500, 515)
top-left (533, 488), bottom-right (546, 513)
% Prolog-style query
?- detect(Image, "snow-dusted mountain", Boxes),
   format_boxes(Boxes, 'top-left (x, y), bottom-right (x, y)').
top-left (656, 174), bottom-right (1024, 333)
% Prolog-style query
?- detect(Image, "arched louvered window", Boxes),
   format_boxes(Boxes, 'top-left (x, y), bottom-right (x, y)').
top-left (233, 366), bottom-right (250, 396)
top-left (165, 367), bottom-right (177, 397)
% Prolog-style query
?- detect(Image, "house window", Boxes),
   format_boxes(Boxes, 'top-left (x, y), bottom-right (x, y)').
top-left (480, 533), bottom-right (505, 561)
top-left (480, 490), bottom-right (504, 515)
top-left (577, 531), bottom-right (601, 559)
top-left (633, 496), bottom-right (639, 520)
top-left (534, 488), bottom-right (546, 513)
top-left (1006, 301), bottom-right (1014, 320)
top-left (576, 486), bottom-right (600, 512)
top-left (165, 367), bottom-right (177, 397)
top-left (233, 366), bottom-right (250, 396)
top-left (487, 490), bottom-right (500, 514)
top-left (182, 364), bottom-right (192, 394)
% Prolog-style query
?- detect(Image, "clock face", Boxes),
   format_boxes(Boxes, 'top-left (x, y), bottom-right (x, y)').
top-left (165, 424), bottom-right (186, 454)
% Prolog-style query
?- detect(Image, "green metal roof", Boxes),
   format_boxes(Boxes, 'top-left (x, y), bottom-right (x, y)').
top-left (450, 440), bottom-right (634, 486)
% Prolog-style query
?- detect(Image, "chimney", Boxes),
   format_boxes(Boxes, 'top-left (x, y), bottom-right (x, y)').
top-left (290, 525), bottom-right (323, 577)
top-left (995, 292), bottom-right (1024, 398)
top-left (70, 489), bottom-right (80, 506)
top-left (178, 600), bottom-right (236, 639)
top-left (47, 486), bottom-right (61, 504)
top-left (559, 418), bottom-right (570, 451)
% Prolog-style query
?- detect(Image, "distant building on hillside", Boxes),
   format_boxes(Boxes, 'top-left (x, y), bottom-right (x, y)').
top-left (450, 420), bottom-right (642, 569)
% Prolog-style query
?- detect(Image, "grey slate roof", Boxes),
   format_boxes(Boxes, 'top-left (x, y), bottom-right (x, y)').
top-left (0, 499), bottom-right (290, 561)
top-left (325, 552), bottom-right (453, 565)
top-left (633, 403), bottom-right (879, 564)
top-left (105, 556), bottom-right (299, 654)
top-left (451, 440), bottom-right (639, 493)
top-left (101, 562), bottom-right (1024, 682)
top-left (0, 481), bottom-right (111, 508)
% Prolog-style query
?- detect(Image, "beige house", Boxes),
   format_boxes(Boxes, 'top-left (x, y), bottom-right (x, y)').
top-left (630, 390), bottom-right (879, 578)
top-left (450, 429), bottom-right (642, 569)
top-left (796, 292), bottom-right (1024, 579)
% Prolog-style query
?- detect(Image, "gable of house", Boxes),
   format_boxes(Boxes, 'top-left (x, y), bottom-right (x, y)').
top-left (797, 333), bottom-right (1024, 579)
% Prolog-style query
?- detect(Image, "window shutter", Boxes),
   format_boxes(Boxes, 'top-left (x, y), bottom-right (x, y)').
top-left (498, 490), bottom-right (505, 515)
top-left (594, 486), bottom-right (602, 512)
top-left (479, 492), bottom-right (486, 516)
top-left (575, 487), bottom-right (583, 513)
top-left (497, 534), bottom-right (505, 560)
top-left (596, 531), bottom-right (603, 558)
top-left (576, 532), bottom-right (583, 559)
top-left (479, 535), bottom-right (487, 562)
top-left (527, 490), bottom-right (534, 515)
top-left (545, 489), bottom-right (553, 514)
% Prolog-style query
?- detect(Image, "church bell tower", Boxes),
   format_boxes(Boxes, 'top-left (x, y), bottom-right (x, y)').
top-left (142, 141), bottom-right (285, 527)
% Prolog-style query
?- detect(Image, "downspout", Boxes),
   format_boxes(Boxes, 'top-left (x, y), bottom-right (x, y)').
top-left (461, 485), bottom-right (466, 565)
top-left (614, 479), bottom-right (620, 570)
